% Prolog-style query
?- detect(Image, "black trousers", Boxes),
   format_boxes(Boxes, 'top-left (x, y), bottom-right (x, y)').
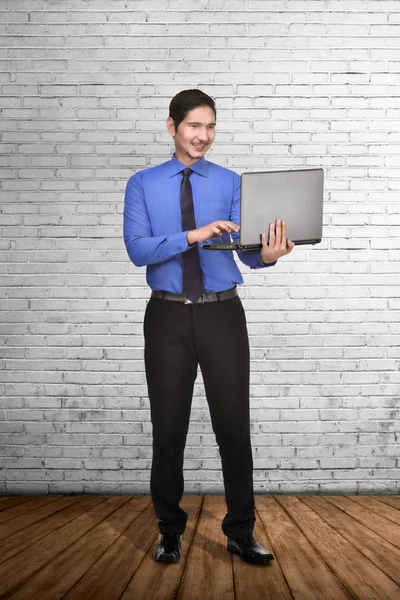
top-left (143, 294), bottom-right (255, 539)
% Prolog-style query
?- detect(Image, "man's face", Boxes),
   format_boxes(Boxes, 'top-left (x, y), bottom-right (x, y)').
top-left (167, 105), bottom-right (216, 166)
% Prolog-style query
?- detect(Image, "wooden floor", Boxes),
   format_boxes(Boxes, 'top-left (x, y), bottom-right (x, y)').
top-left (0, 495), bottom-right (400, 599)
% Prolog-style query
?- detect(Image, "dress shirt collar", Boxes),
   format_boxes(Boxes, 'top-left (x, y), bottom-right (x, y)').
top-left (167, 155), bottom-right (209, 178)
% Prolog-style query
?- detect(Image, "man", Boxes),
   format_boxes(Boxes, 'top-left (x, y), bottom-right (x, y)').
top-left (123, 89), bottom-right (294, 565)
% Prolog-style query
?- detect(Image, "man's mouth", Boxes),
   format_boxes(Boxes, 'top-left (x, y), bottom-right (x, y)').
top-left (192, 143), bottom-right (206, 149)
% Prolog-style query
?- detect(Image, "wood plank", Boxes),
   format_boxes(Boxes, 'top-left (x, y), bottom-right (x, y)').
top-left (0, 496), bottom-right (68, 525)
top-left (324, 495), bottom-right (400, 549)
top-left (0, 496), bottom-right (79, 541)
top-left (176, 495), bottom-right (234, 600)
top-left (369, 495), bottom-right (400, 511)
top-left (300, 495), bottom-right (400, 586)
top-left (62, 502), bottom-right (157, 600)
top-left (345, 495), bottom-right (400, 525)
top-left (257, 496), bottom-right (352, 600)
top-left (1, 494), bottom-right (399, 600)
top-left (232, 502), bottom-right (294, 600)
top-left (0, 497), bottom-right (41, 512)
top-left (277, 495), bottom-right (400, 600)
top-left (0, 497), bottom-right (11, 504)
top-left (121, 495), bottom-right (203, 600)
top-left (0, 496), bottom-right (131, 598)
top-left (0, 496), bottom-right (105, 565)
top-left (5, 497), bottom-right (150, 600)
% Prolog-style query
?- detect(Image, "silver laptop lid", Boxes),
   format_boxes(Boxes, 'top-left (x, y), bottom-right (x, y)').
top-left (240, 168), bottom-right (324, 246)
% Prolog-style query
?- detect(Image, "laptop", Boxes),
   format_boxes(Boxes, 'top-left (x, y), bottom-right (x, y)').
top-left (202, 168), bottom-right (324, 251)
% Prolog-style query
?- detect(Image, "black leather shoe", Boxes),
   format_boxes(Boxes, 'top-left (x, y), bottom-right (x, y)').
top-left (153, 533), bottom-right (182, 562)
top-left (227, 534), bottom-right (274, 564)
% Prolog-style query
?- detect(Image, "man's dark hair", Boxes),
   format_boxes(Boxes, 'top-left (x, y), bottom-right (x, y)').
top-left (169, 89), bottom-right (216, 131)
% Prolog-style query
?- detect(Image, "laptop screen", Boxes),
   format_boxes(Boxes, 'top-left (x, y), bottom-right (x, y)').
top-left (240, 168), bottom-right (324, 246)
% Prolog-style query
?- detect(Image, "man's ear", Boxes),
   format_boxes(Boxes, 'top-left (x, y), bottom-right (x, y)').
top-left (166, 117), bottom-right (176, 138)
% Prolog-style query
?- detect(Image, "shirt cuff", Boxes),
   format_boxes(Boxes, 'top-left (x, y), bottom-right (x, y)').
top-left (257, 256), bottom-right (277, 268)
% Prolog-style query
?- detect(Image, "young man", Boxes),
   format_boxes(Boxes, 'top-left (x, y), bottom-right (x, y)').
top-left (123, 89), bottom-right (294, 564)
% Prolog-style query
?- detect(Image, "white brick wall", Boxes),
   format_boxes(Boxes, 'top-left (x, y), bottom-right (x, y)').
top-left (1, 0), bottom-right (399, 495)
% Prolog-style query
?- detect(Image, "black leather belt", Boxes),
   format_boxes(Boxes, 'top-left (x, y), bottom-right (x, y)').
top-left (151, 286), bottom-right (238, 304)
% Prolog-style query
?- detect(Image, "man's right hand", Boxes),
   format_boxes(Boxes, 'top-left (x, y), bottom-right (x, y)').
top-left (187, 221), bottom-right (240, 245)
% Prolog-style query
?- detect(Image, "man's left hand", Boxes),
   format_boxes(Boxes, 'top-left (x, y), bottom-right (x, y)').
top-left (260, 220), bottom-right (295, 264)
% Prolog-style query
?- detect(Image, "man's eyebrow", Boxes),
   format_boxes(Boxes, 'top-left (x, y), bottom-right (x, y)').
top-left (187, 121), bottom-right (216, 125)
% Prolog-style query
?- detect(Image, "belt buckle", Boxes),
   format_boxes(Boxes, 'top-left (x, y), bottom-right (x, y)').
top-left (185, 294), bottom-right (205, 304)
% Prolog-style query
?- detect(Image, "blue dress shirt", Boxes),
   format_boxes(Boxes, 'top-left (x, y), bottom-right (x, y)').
top-left (123, 155), bottom-right (275, 293)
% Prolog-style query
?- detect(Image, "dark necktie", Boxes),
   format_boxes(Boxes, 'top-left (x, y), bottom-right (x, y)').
top-left (180, 168), bottom-right (205, 302)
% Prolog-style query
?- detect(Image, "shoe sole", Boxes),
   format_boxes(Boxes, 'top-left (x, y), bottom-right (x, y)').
top-left (227, 542), bottom-right (274, 563)
top-left (153, 553), bottom-right (181, 563)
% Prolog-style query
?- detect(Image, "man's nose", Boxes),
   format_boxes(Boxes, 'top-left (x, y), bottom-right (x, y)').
top-left (196, 128), bottom-right (209, 142)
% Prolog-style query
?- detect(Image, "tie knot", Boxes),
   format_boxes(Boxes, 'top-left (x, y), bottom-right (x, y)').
top-left (182, 167), bottom-right (193, 178)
